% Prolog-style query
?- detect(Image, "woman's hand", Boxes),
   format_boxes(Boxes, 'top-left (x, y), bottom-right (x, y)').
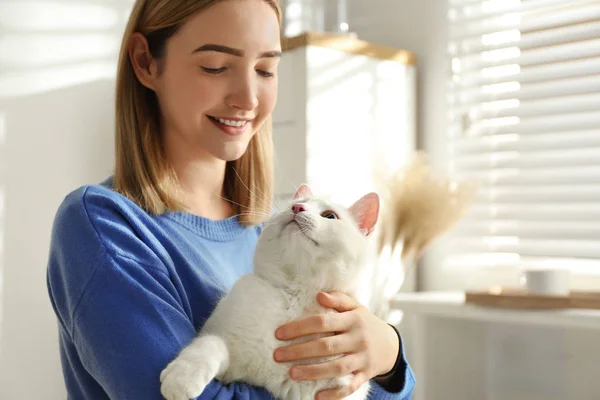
top-left (273, 291), bottom-right (399, 400)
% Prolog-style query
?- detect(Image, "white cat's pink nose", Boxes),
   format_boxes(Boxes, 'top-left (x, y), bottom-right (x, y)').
top-left (291, 204), bottom-right (306, 214)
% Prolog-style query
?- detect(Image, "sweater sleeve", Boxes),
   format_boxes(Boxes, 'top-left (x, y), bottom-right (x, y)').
top-left (47, 186), bottom-right (274, 400)
top-left (368, 326), bottom-right (416, 400)
top-left (71, 251), bottom-right (274, 400)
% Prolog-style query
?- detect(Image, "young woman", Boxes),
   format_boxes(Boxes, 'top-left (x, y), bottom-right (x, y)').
top-left (46, 0), bottom-right (415, 399)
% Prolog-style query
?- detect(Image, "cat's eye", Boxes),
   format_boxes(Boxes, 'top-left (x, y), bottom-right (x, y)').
top-left (320, 211), bottom-right (339, 220)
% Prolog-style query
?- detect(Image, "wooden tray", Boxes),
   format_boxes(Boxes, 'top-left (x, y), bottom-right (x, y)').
top-left (466, 287), bottom-right (600, 310)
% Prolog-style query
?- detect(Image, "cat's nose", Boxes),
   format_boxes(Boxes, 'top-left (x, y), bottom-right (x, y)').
top-left (291, 204), bottom-right (306, 214)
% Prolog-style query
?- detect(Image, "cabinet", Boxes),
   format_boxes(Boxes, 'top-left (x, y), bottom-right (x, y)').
top-left (272, 32), bottom-right (417, 204)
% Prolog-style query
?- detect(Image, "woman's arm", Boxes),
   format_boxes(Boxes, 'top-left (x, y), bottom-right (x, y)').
top-left (67, 250), bottom-right (274, 400)
top-left (47, 187), bottom-right (274, 400)
top-left (369, 325), bottom-right (416, 399)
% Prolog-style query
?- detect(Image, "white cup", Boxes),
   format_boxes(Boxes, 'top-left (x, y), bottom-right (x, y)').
top-left (521, 268), bottom-right (571, 296)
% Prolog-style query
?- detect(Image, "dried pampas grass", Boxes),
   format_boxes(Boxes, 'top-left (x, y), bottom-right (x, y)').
top-left (377, 152), bottom-right (478, 260)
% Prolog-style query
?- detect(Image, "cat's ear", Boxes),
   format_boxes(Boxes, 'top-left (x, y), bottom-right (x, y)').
top-left (294, 184), bottom-right (313, 200)
top-left (349, 193), bottom-right (380, 236)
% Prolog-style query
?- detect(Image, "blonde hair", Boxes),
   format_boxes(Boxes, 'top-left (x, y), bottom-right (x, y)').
top-left (113, 0), bottom-right (280, 226)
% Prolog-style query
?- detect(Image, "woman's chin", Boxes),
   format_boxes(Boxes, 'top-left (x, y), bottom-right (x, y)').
top-left (211, 143), bottom-right (251, 162)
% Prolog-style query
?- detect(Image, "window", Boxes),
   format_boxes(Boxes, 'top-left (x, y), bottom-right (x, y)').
top-left (446, 0), bottom-right (600, 272)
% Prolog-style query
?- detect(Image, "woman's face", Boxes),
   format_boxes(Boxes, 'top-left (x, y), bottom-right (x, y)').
top-left (153, 0), bottom-right (280, 162)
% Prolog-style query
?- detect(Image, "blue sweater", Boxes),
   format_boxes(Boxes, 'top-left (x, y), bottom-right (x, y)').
top-left (46, 179), bottom-right (415, 399)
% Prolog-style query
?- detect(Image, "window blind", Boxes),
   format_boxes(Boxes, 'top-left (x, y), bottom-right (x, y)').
top-left (446, 0), bottom-right (600, 271)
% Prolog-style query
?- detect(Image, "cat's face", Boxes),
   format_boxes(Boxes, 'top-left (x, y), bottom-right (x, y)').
top-left (254, 185), bottom-right (379, 289)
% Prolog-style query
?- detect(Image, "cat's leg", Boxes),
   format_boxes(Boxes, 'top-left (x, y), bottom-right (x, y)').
top-left (160, 334), bottom-right (230, 400)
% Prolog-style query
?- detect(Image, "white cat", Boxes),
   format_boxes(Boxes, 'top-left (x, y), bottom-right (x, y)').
top-left (160, 185), bottom-right (380, 400)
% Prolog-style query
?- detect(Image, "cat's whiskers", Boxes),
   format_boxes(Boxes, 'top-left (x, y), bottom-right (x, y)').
top-left (272, 196), bottom-right (286, 214)
top-left (290, 221), bottom-right (312, 238)
top-left (238, 167), bottom-right (270, 206)
top-left (231, 167), bottom-right (270, 210)
top-left (217, 194), bottom-right (269, 216)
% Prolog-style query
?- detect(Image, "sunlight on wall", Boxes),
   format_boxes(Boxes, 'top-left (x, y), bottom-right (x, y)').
top-left (0, 0), bottom-right (134, 371)
top-left (0, 2), bottom-right (120, 31)
top-left (0, 1), bottom-right (130, 98)
top-left (0, 62), bottom-right (117, 99)
top-left (0, 33), bottom-right (121, 67)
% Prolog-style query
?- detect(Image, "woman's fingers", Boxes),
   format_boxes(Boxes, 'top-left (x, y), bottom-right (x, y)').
top-left (316, 291), bottom-right (361, 313)
top-left (275, 311), bottom-right (354, 340)
top-left (288, 354), bottom-right (363, 381)
top-left (274, 333), bottom-right (356, 362)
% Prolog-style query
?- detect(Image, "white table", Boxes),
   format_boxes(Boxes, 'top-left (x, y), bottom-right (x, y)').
top-left (391, 291), bottom-right (600, 330)
top-left (390, 292), bottom-right (600, 400)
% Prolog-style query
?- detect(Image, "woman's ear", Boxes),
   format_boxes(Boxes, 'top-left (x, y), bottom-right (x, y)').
top-left (128, 32), bottom-right (160, 91)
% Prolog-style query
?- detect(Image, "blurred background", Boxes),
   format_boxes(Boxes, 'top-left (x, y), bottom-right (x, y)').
top-left (1, 0), bottom-right (599, 399)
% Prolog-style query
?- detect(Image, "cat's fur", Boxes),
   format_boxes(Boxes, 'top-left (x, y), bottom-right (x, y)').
top-left (160, 185), bottom-right (380, 400)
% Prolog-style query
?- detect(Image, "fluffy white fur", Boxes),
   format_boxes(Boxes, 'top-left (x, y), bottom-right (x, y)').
top-left (160, 185), bottom-right (380, 400)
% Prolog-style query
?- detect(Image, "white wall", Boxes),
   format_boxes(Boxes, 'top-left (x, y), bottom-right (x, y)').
top-left (0, 81), bottom-right (116, 400)
top-left (0, 2), bottom-right (131, 398)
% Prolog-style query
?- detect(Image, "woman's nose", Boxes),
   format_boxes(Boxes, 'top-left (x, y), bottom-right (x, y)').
top-left (226, 78), bottom-right (258, 111)
top-left (291, 204), bottom-right (306, 214)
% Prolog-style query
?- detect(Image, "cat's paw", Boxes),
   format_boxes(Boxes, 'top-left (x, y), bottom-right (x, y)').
top-left (160, 359), bottom-right (213, 400)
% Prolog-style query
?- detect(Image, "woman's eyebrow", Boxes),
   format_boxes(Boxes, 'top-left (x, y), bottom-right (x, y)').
top-left (192, 44), bottom-right (282, 58)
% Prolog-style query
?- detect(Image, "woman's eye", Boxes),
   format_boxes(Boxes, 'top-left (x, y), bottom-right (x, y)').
top-left (256, 69), bottom-right (274, 78)
top-left (201, 66), bottom-right (227, 74)
top-left (320, 211), bottom-right (338, 220)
